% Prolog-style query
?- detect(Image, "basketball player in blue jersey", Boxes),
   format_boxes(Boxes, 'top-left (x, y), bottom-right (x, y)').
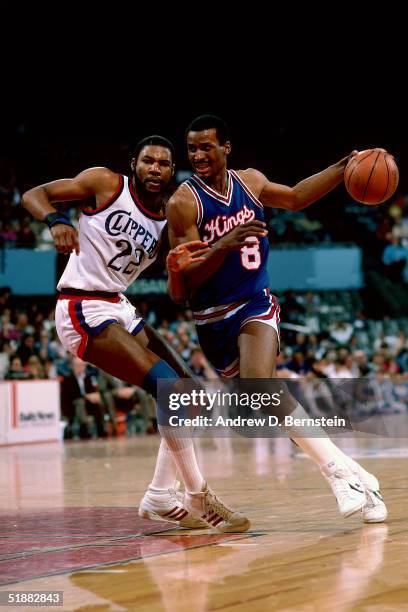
top-left (22, 135), bottom-right (250, 533)
top-left (166, 115), bottom-right (387, 524)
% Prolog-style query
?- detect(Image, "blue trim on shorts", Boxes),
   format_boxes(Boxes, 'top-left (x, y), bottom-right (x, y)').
top-left (74, 301), bottom-right (118, 336)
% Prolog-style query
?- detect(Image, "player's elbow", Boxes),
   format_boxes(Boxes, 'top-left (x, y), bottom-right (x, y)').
top-left (21, 189), bottom-right (33, 210)
top-left (290, 190), bottom-right (308, 211)
top-left (21, 186), bottom-right (42, 211)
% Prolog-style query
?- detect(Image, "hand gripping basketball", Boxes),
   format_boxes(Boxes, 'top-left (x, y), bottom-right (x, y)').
top-left (345, 148), bottom-right (399, 205)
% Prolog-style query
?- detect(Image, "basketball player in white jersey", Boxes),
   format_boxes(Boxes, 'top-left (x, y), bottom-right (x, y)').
top-left (21, 135), bottom-right (250, 533)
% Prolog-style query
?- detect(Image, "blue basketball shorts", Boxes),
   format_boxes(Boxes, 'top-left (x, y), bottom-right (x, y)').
top-left (193, 288), bottom-right (280, 377)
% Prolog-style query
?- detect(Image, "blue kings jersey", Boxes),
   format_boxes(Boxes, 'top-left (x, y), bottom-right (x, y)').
top-left (184, 170), bottom-right (270, 310)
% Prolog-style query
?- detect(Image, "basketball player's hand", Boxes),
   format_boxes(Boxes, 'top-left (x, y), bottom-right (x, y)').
top-left (51, 224), bottom-right (80, 255)
top-left (218, 220), bottom-right (268, 250)
top-left (336, 150), bottom-right (359, 169)
top-left (167, 240), bottom-right (210, 273)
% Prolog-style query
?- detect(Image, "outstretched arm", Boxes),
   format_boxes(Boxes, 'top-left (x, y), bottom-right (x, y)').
top-left (239, 153), bottom-right (357, 212)
top-left (22, 167), bottom-right (119, 255)
top-left (166, 185), bottom-right (267, 298)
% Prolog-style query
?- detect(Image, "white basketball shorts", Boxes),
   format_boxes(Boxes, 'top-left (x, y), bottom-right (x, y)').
top-left (55, 289), bottom-right (144, 358)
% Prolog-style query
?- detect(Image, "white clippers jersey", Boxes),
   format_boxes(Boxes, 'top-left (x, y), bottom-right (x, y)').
top-left (57, 175), bottom-right (167, 292)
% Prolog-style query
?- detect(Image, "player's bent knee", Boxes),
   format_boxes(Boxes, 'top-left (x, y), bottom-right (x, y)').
top-left (142, 360), bottom-right (185, 426)
top-left (142, 359), bottom-right (178, 398)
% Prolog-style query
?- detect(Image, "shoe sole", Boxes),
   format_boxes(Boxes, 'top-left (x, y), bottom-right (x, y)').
top-left (363, 516), bottom-right (387, 523)
top-left (341, 496), bottom-right (367, 518)
top-left (363, 510), bottom-right (388, 523)
top-left (212, 518), bottom-right (251, 533)
top-left (139, 507), bottom-right (207, 529)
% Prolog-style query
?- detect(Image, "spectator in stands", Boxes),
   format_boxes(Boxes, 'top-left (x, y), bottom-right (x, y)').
top-left (43, 357), bottom-right (58, 379)
top-left (307, 334), bottom-right (326, 360)
top-left (372, 353), bottom-right (387, 373)
top-left (43, 308), bottom-right (56, 333)
top-left (329, 321), bottom-right (354, 346)
top-left (14, 311), bottom-right (34, 337)
top-left (391, 214), bottom-right (408, 247)
top-left (376, 213), bottom-right (394, 248)
top-left (177, 332), bottom-right (195, 362)
top-left (382, 236), bottom-right (408, 282)
top-left (188, 348), bottom-right (218, 380)
top-left (0, 309), bottom-right (20, 345)
top-left (16, 334), bottom-right (36, 365)
top-left (352, 350), bottom-right (371, 376)
top-left (98, 370), bottom-right (157, 435)
top-left (282, 290), bottom-right (305, 322)
top-left (138, 301), bottom-right (157, 327)
top-left (16, 218), bottom-right (36, 248)
top-left (383, 357), bottom-right (401, 375)
top-left (286, 351), bottom-right (308, 375)
top-left (353, 311), bottom-right (368, 332)
top-left (395, 330), bottom-right (408, 355)
top-left (301, 291), bottom-right (321, 315)
top-left (323, 352), bottom-right (355, 378)
top-left (6, 355), bottom-right (28, 380)
top-left (26, 354), bottom-right (45, 379)
top-left (35, 329), bottom-right (52, 361)
top-left (0, 287), bottom-right (11, 311)
top-left (127, 387), bottom-right (157, 435)
top-left (157, 318), bottom-right (175, 345)
top-left (61, 357), bottom-right (107, 439)
top-left (0, 339), bottom-right (13, 379)
top-left (292, 333), bottom-right (308, 355)
top-left (0, 222), bottom-right (17, 247)
top-left (276, 350), bottom-right (302, 378)
top-left (97, 371), bottom-right (139, 436)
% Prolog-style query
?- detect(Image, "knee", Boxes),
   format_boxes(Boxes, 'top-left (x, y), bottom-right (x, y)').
top-left (142, 359), bottom-right (179, 399)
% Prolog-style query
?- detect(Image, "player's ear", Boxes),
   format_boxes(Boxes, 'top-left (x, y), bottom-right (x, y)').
top-left (223, 141), bottom-right (231, 155)
top-left (130, 158), bottom-right (136, 172)
top-left (171, 163), bottom-right (175, 177)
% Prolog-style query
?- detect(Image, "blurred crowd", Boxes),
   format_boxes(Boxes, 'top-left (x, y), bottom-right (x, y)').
top-left (2, 284), bottom-right (408, 439)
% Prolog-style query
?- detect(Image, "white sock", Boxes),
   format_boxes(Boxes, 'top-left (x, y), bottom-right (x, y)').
top-left (159, 427), bottom-right (205, 494)
top-left (148, 439), bottom-right (178, 494)
top-left (286, 404), bottom-right (350, 469)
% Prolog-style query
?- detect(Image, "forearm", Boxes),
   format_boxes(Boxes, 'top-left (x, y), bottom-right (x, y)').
top-left (167, 269), bottom-right (188, 304)
top-left (292, 160), bottom-right (346, 210)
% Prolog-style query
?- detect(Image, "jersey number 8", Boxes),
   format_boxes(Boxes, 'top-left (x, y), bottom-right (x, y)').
top-left (240, 238), bottom-right (261, 270)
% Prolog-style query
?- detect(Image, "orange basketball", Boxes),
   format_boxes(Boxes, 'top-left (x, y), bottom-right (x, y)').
top-left (344, 148), bottom-right (399, 205)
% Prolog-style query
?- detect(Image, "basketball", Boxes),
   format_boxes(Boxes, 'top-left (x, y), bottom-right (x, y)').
top-left (344, 148), bottom-right (399, 205)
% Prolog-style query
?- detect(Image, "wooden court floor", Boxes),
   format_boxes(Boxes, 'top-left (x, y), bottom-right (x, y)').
top-left (0, 435), bottom-right (407, 611)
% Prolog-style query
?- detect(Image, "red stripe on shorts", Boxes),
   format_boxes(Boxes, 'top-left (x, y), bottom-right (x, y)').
top-left (68, 301), bottom-right (88, 358)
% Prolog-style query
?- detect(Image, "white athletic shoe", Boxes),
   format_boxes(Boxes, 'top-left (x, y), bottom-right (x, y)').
top-left (362, 489), bottom-right (388, 523)
top-left (347, 460), bottom-right (388, 523)
top-left (321, 461), bottom-right (367, 518)
top-left (138, 481), bottom-right (208, 528)
top-left (184, 482), bottom-right (251, 533)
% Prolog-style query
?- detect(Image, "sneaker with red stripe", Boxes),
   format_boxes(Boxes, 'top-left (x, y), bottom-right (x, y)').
top-left (184, 483), bottom-right (251, 533)
top-left (138, 481), bottom-right (208, 528)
